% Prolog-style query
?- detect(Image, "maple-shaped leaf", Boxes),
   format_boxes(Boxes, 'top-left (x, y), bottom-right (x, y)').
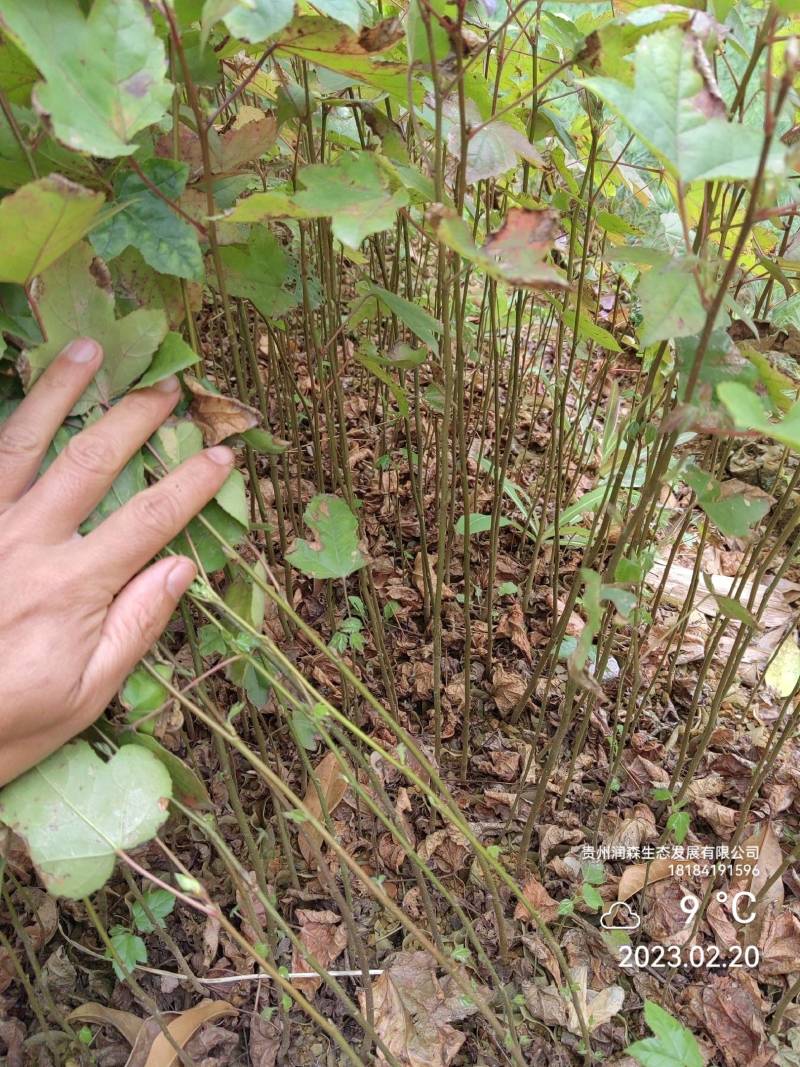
top-left (23, 242), bottom-right (167, 413)
top-left (0, 741), bottom-right (172, 899)
top-left (0, 175), bottom-right (105, 285)
top-left (287, 494), bottom-right (367, 579)
top-left (580, 27), bottom-right (785, 183)
top-left (2, 0), bottom-right (173, 158)
top-left (292, 152), bottom-right (409, 248)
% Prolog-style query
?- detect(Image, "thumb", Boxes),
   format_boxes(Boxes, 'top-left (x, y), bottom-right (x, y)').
top-left (79, 557), bottom-right (196, 710)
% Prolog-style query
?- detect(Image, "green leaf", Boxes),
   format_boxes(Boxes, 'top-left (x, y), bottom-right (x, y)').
top-left (134, 332), bottom-right (199, 390)
top-left (627, 1001), bottom-right (703, 1067)
top-left (275, 16), bottom-right (413, 103)
top-left (0, 176), bottom-right (105, 285)
top-left (215, 467), bottom-right (249, 527)
top-left (24, 242), bottom-right (168, 414)
top-left (354, 344), bottom-right (409, 416)
top-left (178, 500), bottom-right (246, 572)
top-left (0, 742), bottom-right (172, 899)
top-left (204, 0), bottom-right (295, 44)
top-left (361, 283), bottom-right (442, 350)
top-left (718, 382), bottom-right (800, 452)
top-left (292, 152), bottom-right (408, 248)
top-left (131, 889), bottom-right (176, 934)
top-left (292, 708), bottom-right (320, 750)
top-left (667, 810), bottom-right (690, 844)
top-left (120, 663), bottom-right (173, 734)
top-left (2, 0), bottom-right (173, 158)
top-left (313, 0), bottom-right (361, 31)
top-left (225, 562), bottom-right (266, 631)
top-left (638, 257), bottom-right (706, 346)
top-left (684, 464), bottom-right (770, 537)
top-left (108, 926), bottom-right (147, 981)
top-left (214, 228), bottom-right (302, 319)
top-left (287, 493), bottom-right (367, 579)
top-left (581, 27), bottom-right (785, 183)
top-left (117, 732), bottom-right (212, 810)
top-left (582, 883), bottom-right (603, 910)
top-left (90, 160), bottom-right (203, 281)
top-left (242, 428), bottom-right (289, 454)
top-left (0, 40), bottom-right (39, 105)
top-left (454, 513), bottom-right (513, 536)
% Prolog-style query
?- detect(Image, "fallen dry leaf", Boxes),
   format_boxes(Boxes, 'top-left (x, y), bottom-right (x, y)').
top-left (418, 828), bottom-right (470, 877)
top-left (248, 1012), bottom-right (279, 1067)
top-left (688, 973), bottom-right (770, 1067)
top-left (496, 602), bottom-right (531, 660)
top-left (141, 1000), bottom-right (237, 1067)
top-left (617, 858), bottom-right (674, 902)
top-left (184, 376), bottom-right (261, 446)
top-left (67, 1003), bottom-right (143, 1047)
top-left (524, 966), bottom-right (624, 1035)
top-left (758, 908), bottom-right (800, 977)
top-left (492, 664), bottom-right (526, 712)
top-left (297, 751), bottom-right (351, 869)
top-left (730, 822), bottom-right (784, 932)
top-left (514, 874), bottom-right (560, 923)
top-left (362, 951), bottom-right (485, 1067)
top-left (291, 909), bottom-right (348, 998)
top-left (219, 107), bottom-right (277, 172)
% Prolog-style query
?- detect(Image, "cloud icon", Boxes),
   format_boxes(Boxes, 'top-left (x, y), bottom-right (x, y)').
top-left (600, 901), bottom-right (640, 930)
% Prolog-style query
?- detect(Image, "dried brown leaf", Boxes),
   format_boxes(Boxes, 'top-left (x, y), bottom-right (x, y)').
top-left (297, 751), bottom-right (351, 869)
top-left (141, 1000), bottom-right (237, 1067)
top-left (291, 909), bottom-right (348, 998)
top-left (514, 874), bottom-right (560, 923)
top-left (362, 951), bottom-right (484, 1067)
top-left (617, 859), bottom-right (674, 902)
top-left (67, 1003), bottom-right (144, 1048)
top-left (492, 664), bottom-right (526, 713)
top-left (184, 376), bottom-right (261, 446)
top-left (496, 602), bottom-right (531, 660)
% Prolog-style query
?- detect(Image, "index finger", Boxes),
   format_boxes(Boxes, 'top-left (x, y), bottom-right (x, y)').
top-left (0, 338), bottom-right (102, 507)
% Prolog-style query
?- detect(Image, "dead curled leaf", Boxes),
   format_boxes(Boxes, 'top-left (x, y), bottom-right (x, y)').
top-left (184, 376), bottom-right (261, 446)
top-left (757, 908), bottom-right (800, 976)
top-left (496, 601), bottom-right (532, 661)
top-left (418, 827), bottom-right (470, 877)
top-left (291, 909), bottom-right (347, 998)
top-left (514, 874), bottom-right (560, 923)
top-left (67, 999), bottom-right (237, 1067)
top-left (297, 751), bottom-right (351, 869)
top-left (523, 966), bottom-right (624, 1035)
top-left (491, 664), bottom-right (526, 712)
top-left (686, 973), bottom-right (770, 1067)
top-left (67, 1003), bottom-right (143, 1048)
top-left (361, 951), bottom-right (485, 1067)
top-left (617, 858), bottom-right (674, 902)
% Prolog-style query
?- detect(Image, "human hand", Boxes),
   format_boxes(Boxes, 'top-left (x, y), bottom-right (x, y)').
top-left (0, 338), bottom-right (234, 785)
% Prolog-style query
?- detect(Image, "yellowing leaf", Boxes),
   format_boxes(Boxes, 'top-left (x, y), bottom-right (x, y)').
top-left (765, 634), bottom-right (800, 697)
top-left (0, 175), bottom-right (105, 285)
top-left (23, 242), bottom-right (168, 413)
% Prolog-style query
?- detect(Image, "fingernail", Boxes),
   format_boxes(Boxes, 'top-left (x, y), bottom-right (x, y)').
top-left (206, 445), bottom-right (235, 466)
top-left (63, 338), bottom-right (100, 364)
top-left (154, 374), bottom-right (179, 393)
top-left (166, 558), bottom-right (196, 598)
